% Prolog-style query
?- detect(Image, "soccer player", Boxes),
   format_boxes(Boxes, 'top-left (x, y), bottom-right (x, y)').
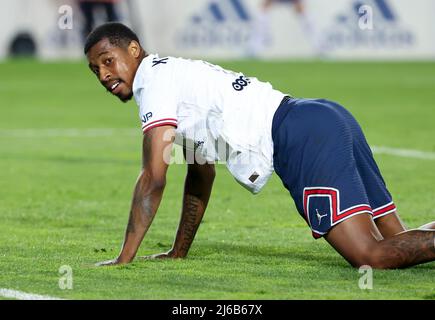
top-left (85, 23), bottom-right (435, 269)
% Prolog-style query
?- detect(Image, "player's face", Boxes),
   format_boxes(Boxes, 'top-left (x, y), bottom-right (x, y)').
top-left (87, 38), bottom-right (142, 102)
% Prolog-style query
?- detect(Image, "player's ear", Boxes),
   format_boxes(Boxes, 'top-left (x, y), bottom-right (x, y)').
top-left (128, 40), bottom-right (141, 59)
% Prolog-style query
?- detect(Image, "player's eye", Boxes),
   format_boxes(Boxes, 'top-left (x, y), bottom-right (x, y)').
top-left (104, 58), bottom-right (113, 66)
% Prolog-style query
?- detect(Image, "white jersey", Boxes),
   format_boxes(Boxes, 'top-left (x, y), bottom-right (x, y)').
top-left (132, 54), bottom-right (286, 194)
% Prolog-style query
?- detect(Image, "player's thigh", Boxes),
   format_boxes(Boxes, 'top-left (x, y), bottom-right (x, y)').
top-left (273, 98), bottom-right (374, 239)
top-left (342, 103), bottom-right (403, 239)
top-left (374, 212), bottom-right (407, 238)
top-left (324, 213), bottom-right (384, 267)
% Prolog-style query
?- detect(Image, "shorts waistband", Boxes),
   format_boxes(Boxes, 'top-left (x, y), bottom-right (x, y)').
top-left (272, 95), bottom-right (296, 139)
top-left (280, 95), bottom-right (293, 105)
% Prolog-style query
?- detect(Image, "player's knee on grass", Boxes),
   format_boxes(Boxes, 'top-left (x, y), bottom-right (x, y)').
top-left (350, 244), bottom-right (400, 269)
top-left (331, 240), bottom-right (398, 269)
top-left (324, 213), bottom-right (387, 268)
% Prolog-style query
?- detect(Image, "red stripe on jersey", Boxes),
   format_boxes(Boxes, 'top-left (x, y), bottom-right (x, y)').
top-left (143, 121), bottom-right (177, 134)
top-left (142, 118), bottom-right (178, 130)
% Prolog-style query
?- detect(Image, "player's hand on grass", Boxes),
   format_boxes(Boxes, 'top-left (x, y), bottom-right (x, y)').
top-left (139, 249), bottom-right (181, 260)
top-left (95, 257), bottom-right (127, 267)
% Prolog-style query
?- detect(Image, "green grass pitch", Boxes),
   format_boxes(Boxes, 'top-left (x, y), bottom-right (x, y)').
top-left (0, 59), bottom-right (434, 300)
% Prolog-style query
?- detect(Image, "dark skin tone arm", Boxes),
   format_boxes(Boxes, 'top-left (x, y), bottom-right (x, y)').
top-left (139, 149), bottom-right (215, 259)
top-left (88, 37), bottom-right (215, 266)
top-left (96, 128), bottom-right (215, 266)
top-left (96, 125), bottom-right (175, 266)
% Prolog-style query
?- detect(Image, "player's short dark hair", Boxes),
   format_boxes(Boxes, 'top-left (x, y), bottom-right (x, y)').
top-left (84, 22), bottom-right (140, 54)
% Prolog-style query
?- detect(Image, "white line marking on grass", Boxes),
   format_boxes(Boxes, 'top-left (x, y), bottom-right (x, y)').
top-left (0, 128), bottom-right (138, 137)
top-left (371, 146), bottom-right (435, 161)
top-left (0, 288), bottom-right (63, 300)
top-left (1, 129), bottom-right (434, 161)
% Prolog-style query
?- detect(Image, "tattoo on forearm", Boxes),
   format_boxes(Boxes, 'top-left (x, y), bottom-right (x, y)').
top-left (179, 195), bottom-right (202, 253)
top-left (381, 231), bottom-right (435, 268)
top-left (127, 213), bottom-right (136, 234)
top-left (126, 187), bottom-right (156, 235)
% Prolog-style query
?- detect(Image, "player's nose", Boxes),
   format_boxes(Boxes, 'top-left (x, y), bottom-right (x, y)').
top-left (99, 68), bottom-right (111, 83)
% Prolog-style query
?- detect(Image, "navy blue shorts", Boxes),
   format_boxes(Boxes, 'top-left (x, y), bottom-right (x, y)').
top-left (272, 97), bottom-right (396, 238)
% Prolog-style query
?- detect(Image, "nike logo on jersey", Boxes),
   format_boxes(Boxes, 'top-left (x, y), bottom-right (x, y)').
top-left (152, 57), bottom-right (169, 67)
top-left (316, 209), bottom-right (328, 225)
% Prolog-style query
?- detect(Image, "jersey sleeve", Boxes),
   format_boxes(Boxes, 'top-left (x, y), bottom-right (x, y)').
top-left (137, 86), bottom-right (178, 134)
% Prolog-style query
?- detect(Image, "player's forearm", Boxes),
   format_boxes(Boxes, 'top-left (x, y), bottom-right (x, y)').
top-left (170, 169), bottom-right (214, 258)
top-left (375, 230), bottom-right (435, 269)
top-left (118, 171), bottom-right (165, 263)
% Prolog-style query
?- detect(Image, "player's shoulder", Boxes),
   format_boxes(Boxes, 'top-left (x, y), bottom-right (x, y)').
top-left (134, 53), bottom-right (177, 78)
top-left (133, 55), bottom-right (187, 106)
top-left (133, 54), bottom-right (173, 95)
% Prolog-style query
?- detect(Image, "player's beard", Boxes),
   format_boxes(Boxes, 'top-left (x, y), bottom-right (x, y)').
top-left (119, 91), bottom-right (133, 103)
top-left (105, 80), bottom-right (133, 102)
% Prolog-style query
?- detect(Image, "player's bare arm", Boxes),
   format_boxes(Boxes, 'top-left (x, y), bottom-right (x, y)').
top-left (96, 126), bottom-right (175, 266)
top-left (140, 151), bottom-right (215, 260)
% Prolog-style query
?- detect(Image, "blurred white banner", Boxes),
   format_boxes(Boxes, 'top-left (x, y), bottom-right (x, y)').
top-left (0, 0), bottom-right (434, 60)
